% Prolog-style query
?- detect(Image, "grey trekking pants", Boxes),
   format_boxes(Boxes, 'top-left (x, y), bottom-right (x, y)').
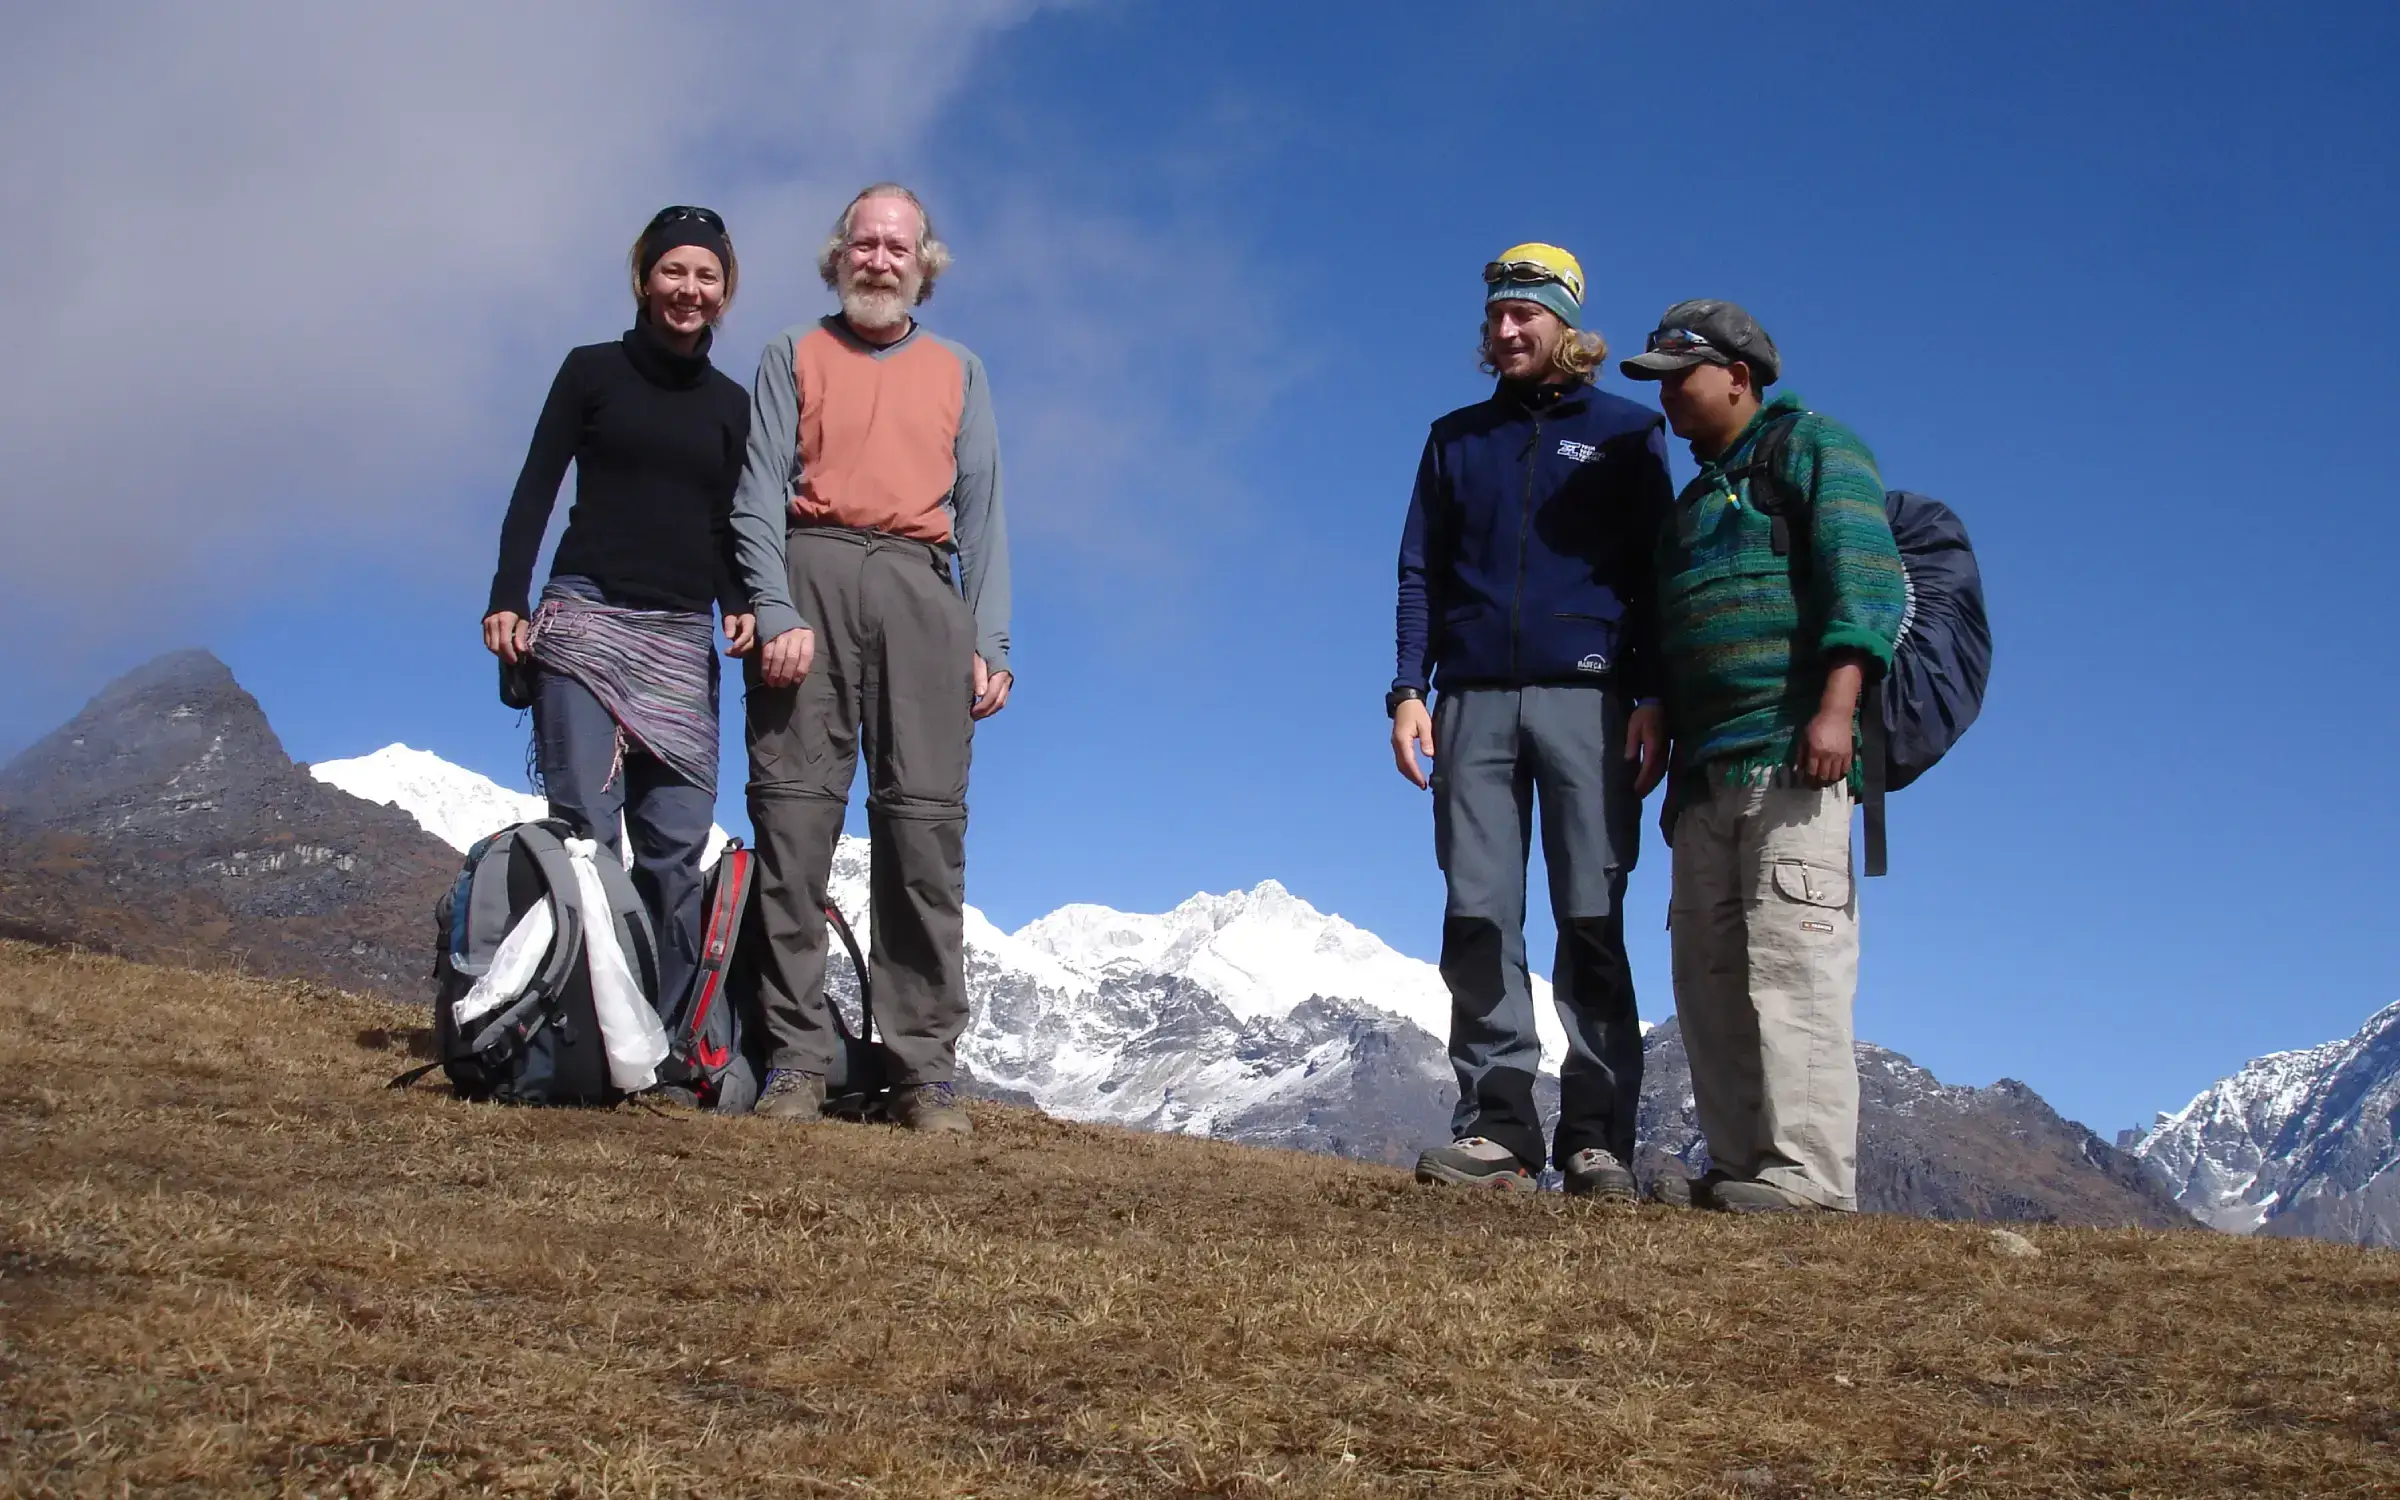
top-left (1668, 777), bottom-right (1860, 1210)
top-left (746, 526), bottom-right (975, 1087)
top-left (1431, 684), bottom-right (1643, 1172)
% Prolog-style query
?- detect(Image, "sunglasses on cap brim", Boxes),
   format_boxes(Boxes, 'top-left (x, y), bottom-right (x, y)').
top-left (1644, 327), bottom-right (1726, 357)
top-left (1483, 259), bottom-right (1585, 304)
top-left (647, 205), bottom-right (726, 233)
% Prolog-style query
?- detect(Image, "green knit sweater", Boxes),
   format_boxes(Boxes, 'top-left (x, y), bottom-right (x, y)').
top-left (1656, 391), bottom-right (1907, 796)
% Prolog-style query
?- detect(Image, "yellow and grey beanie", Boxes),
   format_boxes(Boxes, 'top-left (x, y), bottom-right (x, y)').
top-left (1483, 242), bottom-right (1585, 329)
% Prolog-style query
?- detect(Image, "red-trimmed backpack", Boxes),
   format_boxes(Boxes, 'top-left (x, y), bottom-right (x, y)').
top-left (656, 840), bottom-right (765, 1111)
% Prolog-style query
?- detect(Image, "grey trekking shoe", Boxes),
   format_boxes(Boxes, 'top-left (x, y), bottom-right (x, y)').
top-left (1701, 1176), bottom-right (1823, 1214)
top-left (892, 1081), bottom-right (972, 1135)
top-left (757, 1069), bottom-right (826, 1122)
top-left (1414, 1137), bottom-right (1537, 1192)
top-left (1646, 1170), bottom-right (1695, 1208)
top-left (1561, 1147), bottom-right (1638, 1201)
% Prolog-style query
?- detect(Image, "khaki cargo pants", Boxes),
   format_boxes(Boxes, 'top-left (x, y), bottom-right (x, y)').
top-left (745, 526), bottom-right (976, 1088)
top-left (1669, 777), bottom-right (1860, 1210)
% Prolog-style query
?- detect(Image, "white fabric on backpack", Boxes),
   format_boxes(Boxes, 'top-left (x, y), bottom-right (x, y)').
top-left (564, 836), bottom-right (669, 1091)
top-left (451, 899), bottom-right (558, 1028)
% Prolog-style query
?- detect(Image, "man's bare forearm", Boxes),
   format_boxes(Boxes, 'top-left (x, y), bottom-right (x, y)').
top-left (1819, 654), bottom-right (1865, 719)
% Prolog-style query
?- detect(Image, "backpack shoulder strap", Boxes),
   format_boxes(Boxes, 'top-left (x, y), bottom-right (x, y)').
top-left (451, 828), bottom-right (523, 977)
top-left (680, 843), bottom-right (751, 1015)
top-left (1860, 679), bottom-right (1889, 879)
top-left (824, 900), bottom-right (871, 1043)
top-left (505, 821), bottom-right (591, 1009)
top-left (1727, 411), bottom-right (1811, 557)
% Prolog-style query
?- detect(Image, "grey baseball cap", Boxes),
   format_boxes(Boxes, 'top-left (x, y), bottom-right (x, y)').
top-left (1620, 299), bottom-right (1781, 386)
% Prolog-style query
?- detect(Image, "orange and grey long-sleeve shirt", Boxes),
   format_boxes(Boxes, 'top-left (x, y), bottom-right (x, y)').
top-left (728, 315), bottom-right (1012, 671)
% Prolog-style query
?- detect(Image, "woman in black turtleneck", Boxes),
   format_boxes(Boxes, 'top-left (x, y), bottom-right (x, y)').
top-left (484, 207), bottom-right (752, 1094)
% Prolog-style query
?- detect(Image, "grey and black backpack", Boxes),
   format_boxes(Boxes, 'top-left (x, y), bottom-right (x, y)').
top-left (392, 819), bottom-right (659, 1105)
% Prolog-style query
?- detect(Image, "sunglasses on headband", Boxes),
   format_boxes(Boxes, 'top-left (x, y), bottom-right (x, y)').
top-left (647, 205), bottom-right (726, 234)
top-left (1482, 258), bottom-right (1585, 304)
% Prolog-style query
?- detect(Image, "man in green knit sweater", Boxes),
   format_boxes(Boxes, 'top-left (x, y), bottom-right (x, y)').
top-left (1622, 300), bottom-right (1906, 1214)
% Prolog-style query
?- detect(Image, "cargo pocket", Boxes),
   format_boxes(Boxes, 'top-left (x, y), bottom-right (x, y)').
top-left (745, 671), bottom-right (831, 786)
top-left (743, 679), bottom-right (794, 782)
top-left (1762, 858), bottom-right (1852, 932)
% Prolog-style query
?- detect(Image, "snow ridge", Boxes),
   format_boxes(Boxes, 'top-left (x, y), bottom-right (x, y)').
top-left (311, 744), bottom-right (727, 864)
top-left (310, 745), bottom-right (547, 852)
top-left (2132, 1001), bottom-right (2400, 1238)
top-left (1016, 879), bottom-right (1566, 1063)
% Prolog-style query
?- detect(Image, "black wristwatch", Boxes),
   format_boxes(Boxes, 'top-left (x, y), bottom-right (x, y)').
top-left (1385, 686), bottom-right (1424, 718)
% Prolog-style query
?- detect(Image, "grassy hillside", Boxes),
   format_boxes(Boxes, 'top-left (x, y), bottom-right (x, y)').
top-left (2, 943), bottom-right (2394, 1497)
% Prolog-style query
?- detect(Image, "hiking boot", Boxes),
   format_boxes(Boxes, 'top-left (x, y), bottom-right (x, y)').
top-left (756, 1069), bottom-right (826, 1123)
top-left (1701, 1175), bottom-right (1823, 1214)
top-left (1560, 1147), bottom-right (1638, 1201)
top-left (892, 1081), bottom-right (972, 1135)
top-left (1646, 1170), bottom-right (1695, 1209)
top-left (1414, 1137), bottom-right (1536, 1192)
top-left (645, 1083), bottom-right (702, 1110)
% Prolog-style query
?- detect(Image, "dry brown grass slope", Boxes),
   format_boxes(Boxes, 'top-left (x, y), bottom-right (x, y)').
top-left (2, 942), bottom-right (2395, 1499)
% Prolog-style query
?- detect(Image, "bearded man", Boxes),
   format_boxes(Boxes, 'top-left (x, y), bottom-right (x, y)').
top-left (1391, 244), bottom-right (1674, 1195)
top-left (728, 183), bottom-right (1013, 1133)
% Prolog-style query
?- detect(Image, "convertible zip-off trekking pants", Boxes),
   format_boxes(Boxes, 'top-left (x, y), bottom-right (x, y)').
top-left (746, 526), bottom-right (976, 1087)
top-left (1668, 777), bottom-right (1861, 1211)
top-left (1431, 684), bottom-right (1644, 1173)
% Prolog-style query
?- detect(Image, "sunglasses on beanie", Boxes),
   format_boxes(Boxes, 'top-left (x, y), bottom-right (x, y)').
top-left (1482, 258), bottom-right (1586, 305)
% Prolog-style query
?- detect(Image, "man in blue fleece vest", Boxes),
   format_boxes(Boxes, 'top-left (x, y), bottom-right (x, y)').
top-left (1391, 244), bottom-right (1675, 1195)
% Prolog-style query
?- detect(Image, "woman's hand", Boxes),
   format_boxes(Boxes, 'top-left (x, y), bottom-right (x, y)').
top-left (722, 612), bottom-right (757, 656)
top-left (483, 611), bottom-right (532, 664)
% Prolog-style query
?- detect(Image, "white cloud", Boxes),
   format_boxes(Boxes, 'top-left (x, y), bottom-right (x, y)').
top-left (0, 0), bottom-right (1045, 639)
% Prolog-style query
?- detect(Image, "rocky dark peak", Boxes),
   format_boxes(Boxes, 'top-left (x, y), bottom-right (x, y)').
top-left (0, 649), bottom-right (457, 998)
top-left (0, 648), bottom-right (295, 837)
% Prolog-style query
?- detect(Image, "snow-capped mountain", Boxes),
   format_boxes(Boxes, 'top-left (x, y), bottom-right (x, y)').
top-left (310, 746), bottom-right (548, 852)
top-left (2131, 1002), bottom-right (2400, 1245)
top-left (817, 837), bottom-right (1459, 1160)
top-left (310, 744), bottom-right (729, 864)
top-left (1017, 881), bottom-right (1567, 1066)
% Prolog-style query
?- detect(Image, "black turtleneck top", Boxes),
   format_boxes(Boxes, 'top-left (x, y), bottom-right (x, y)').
top-left (487, 317), bottom-right (751, 618)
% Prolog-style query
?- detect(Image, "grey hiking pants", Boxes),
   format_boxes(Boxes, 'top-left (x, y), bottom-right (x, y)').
top-left (1431, 684), bottom-right (1643, 1172)
top-left (1669, 778), bottom-right (1860, 1211)
top-left (533, 667), bottom-right (716, 1019)
top-left (746, 526), bottom-right (975, 1087)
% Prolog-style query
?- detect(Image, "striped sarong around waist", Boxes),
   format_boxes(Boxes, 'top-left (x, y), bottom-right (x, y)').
top-left (529, 578), bottom-right (718, 792)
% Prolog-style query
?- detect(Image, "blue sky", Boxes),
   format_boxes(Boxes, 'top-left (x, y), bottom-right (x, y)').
top-left (4, 2), bottom-right (2394, 1137)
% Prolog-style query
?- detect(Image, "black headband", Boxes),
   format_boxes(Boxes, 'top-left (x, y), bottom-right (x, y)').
top-left (638, 213), bottom-right (731, 282)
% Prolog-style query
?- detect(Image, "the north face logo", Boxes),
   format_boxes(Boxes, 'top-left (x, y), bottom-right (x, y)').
top-left (1557, 440), bottom-right (1598, 463)
top-left (1575, 653), bottom-right (1610, 674)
